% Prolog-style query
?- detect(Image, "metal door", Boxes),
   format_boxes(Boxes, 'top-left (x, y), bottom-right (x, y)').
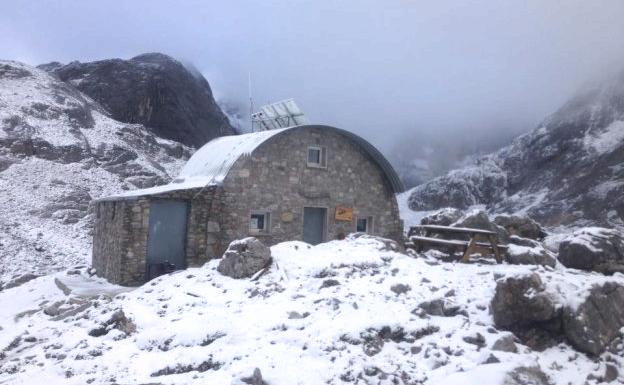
top-left (303, 207), bottom-right (326, 245)
top-left (146, 201), bottom-right (188, 279)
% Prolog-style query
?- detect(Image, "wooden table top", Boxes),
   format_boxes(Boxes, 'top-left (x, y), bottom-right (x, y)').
top-left (410, 224), bottom-right (497, 236)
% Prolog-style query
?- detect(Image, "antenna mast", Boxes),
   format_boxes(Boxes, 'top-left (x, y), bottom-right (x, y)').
top-left (248, 72), bottom-right (254, 132)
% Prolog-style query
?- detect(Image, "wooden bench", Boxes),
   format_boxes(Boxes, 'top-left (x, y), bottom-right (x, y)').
top-left (407, 225), bottom-right (507, 263)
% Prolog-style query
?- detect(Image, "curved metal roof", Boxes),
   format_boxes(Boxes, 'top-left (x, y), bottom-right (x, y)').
top-left (102, 124), bottom-right (404, 200)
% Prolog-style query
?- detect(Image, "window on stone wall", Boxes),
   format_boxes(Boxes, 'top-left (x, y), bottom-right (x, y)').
top-left (250, 211), bottom-right (271, 234)
top-left (307, 146), bottom-right (327, 168)
top-left (356, 216), bottom-right (374, 233)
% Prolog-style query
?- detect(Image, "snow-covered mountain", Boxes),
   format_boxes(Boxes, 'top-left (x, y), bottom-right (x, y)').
top-left (407, 69), bottom-right (624, 228)
top-left (0, 60), bottom-right (191, 281)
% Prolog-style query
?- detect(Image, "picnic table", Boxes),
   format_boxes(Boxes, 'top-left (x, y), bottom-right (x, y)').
top-left (406, 224), bottom-right (507, 263)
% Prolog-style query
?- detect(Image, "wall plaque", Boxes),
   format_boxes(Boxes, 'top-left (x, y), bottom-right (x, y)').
top-left (335, 206), bottom-right (353, 221)
top-left (281, 211), bottom-right (294, 222)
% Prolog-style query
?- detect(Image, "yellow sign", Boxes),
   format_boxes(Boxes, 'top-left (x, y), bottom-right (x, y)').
top-left (335, 206), bottom-right (353, 221)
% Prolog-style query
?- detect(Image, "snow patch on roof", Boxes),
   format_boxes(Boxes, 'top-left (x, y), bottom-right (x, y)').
top-left (176, 128), bottom-right (289, 185)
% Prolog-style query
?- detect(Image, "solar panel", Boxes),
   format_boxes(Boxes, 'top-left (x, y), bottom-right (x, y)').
top-left (251, 99), bottom-right (308, 131)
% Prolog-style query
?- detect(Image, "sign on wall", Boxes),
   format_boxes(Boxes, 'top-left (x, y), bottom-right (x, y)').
top-left (335, 206), bottom-right (353, 221)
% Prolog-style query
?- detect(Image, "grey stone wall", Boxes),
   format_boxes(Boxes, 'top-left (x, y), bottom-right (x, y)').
top-left (92, 186), bottom-right (224, 286)
top-left (219, 126), bottom-right (402, 246)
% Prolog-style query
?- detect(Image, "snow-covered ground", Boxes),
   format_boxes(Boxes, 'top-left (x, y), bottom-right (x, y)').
top-left (1, 235), bottom-right (622, 384)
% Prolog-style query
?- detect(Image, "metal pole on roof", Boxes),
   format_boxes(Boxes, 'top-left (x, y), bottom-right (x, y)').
top-left (248, 71), bottom-right (254, 132)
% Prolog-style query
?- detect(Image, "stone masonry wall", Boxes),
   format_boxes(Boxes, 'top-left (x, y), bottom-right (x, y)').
top-left (92, 186), bottom-right (224, 286)
top-left (219, 126), bottom-right (402, 247)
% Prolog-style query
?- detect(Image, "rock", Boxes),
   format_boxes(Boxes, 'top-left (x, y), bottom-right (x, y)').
top-left (491, 334), bottom-right (518, 353)
top-left (494, 214), bottom-right (546, 240)
top-left (417, 298), bottom-right (464, 317)
top-left (44, 301), bottom-right (64, 316)
top-left (287, 311), bottom-right (310, 319)
top-left (89, 309), bottom-right (136, 337)
top-left (508, 235), bottom-right (541, 248)
top-left (420, 208), bottom-right (464, 226)
top-left (241, 368), bottom-right (267, 385)
top-left (483, 354), bottom-right (500, 364)
top-left (558, 227), bottom-right (624, 275)
top-left (54, 278), bottom-right (72, 295)
top-left (503, 366), bottom-right (551, 385)
top-left (390, 283), bottom-right (411, 295)
top-left (320, 279), bottom-right (341, 289)
top-left (562, 282), bottom-right (624, 355)
top-left (453, 210), bottom-right (509, 243)
top-left (490, 273), bottom-right (558, 329)
top-left (604, 364), bottom-right (618, 382)
top-left (2, 273), bottom-right (39, 290)
top-left (348, 233), bottom-right (402, 252)
top-left (217, 238), bottom-right (272, 279)
top-left (462, 332), bottom-right (485, 348)
top-left (506, 244), bottom-right (556, 268)
top-left (45, 53), bottom-right (236, 147)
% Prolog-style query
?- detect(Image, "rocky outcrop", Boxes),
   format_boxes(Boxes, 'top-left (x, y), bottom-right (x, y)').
top-left (506, 244), bottom-right (556, 268)
top-left (0, 60), bottom-right (190, 280)
top-left (494, 214), bottom-right (546, 240)
top-left (491, 273), bottom-right (624, 355)
top-left (420, 208), bottom-right (464, 226)
top-left (558, 227), bottom-right (624, 275)
top-left (408, 67), bottom-right (624, 228)
top-left (562, 282), bottom-right (624, 356)
top-left (453, 210), bottom-right (509, 243)
top-left (217, 238), bottom-right (272, 279)
top-left (42, 53), bottom-right (236, 147)
top-left (490, 274), bottom-right (558, 330)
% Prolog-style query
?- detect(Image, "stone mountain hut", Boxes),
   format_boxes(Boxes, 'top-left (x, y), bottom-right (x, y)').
top-left (92, 124), bottom-right (404, 285)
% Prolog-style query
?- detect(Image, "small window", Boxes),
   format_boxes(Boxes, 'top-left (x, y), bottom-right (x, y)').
top-left (307, 146), bottom-right (327, 168)
top-left (250, 211), bottom-right (270, 234)
top-left (356, 216), bottom-right (374, 233)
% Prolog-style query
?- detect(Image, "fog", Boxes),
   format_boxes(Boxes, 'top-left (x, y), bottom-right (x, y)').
top-left (2, 0), bottom-right (624, 183)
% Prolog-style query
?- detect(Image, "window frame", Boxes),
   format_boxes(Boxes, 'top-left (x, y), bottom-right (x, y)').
top-left (249, 210), bottom-right (271, 234)
top-left (356, 215), bottom-right (374, 234)
top-left (307, 145), bottom-right (327, 168)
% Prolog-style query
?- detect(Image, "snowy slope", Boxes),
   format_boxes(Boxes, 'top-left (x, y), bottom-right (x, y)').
top-left (1, 235), bottom-right (621, 384)
top-left (407, 69), bottom-right (624, 229)
top-left (0, 61), bottom-right (190, 281)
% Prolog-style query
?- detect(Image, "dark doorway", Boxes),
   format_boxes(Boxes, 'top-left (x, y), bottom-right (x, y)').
top-left (303, 207), bottom-right (327, 245)
top-left (146, 200), bottom-right (188, 280)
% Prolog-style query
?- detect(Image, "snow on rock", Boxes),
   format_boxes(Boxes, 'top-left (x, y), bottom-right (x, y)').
top-left (1, 237), bottom-right (623, 384)
top-left (0, 60), bottom-right (191, 281)
top-left (558, 227), bottom-right (624, 274)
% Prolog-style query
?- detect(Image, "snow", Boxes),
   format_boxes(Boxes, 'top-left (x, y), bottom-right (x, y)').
top-left (583, 120), bottom-right (624, 154)
top-left (2, 236), bottom-right (622, 384)
top-left (0, 61), bottom-right (188, 281)
top-left (177, 128), bottom-right (289, 185)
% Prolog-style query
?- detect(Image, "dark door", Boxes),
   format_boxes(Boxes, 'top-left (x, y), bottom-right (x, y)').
top-left (303, 207), bottom-right (326, 245)
top-left (146, 201), bottom-right (188, 279)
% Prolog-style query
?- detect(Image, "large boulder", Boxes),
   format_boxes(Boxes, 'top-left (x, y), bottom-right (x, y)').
top-left (562, 282), bottom-right (624, 356)
top-left (558, 227), bottom-right (624, 275)
top-left (491, 273), bottom-right (624, 356)
top-left (217, 238), bottom-right (272, 279)
top-left (420, 208), bottom-right (464, 226)
top-left (490, 273), bottom-right (558, 329)
top-left (506, 244), bottom-right (556, 268)
top-left (494, 214), bottom-right (546, 240)
top-left (453, 210), bottom-right (509, 243)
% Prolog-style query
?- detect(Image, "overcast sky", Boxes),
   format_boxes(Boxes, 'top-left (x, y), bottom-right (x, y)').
top-left (2, 0), bottom-right (624, 151)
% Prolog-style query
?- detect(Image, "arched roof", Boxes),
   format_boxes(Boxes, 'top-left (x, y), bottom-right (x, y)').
top-left (102, 125), bottom-right (403, 200)
top-left (177, 124), bottom-right (404, 193)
